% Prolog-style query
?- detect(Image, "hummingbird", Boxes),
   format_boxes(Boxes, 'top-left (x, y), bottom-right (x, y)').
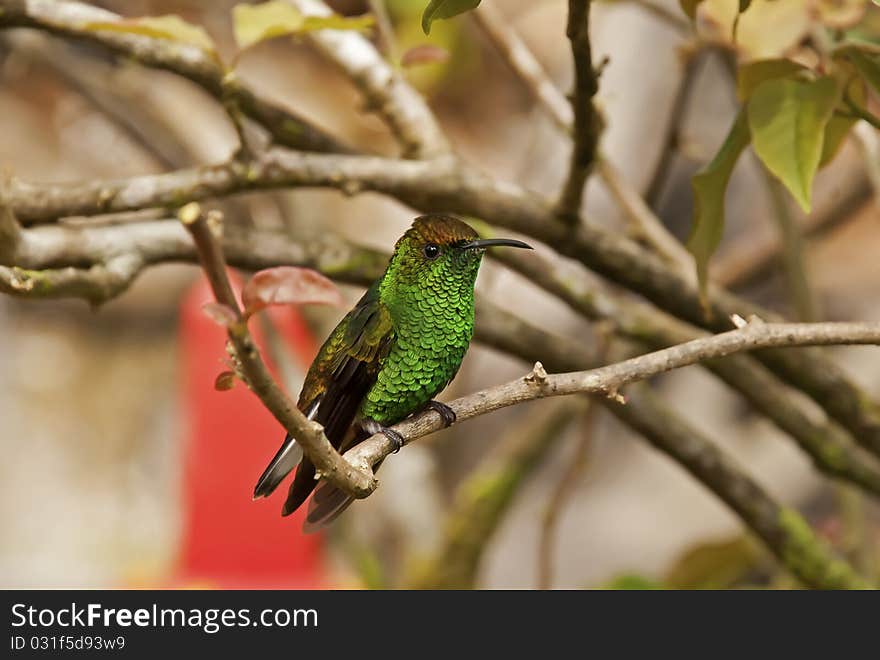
top-left (253, 214), bottom-right (532, 531)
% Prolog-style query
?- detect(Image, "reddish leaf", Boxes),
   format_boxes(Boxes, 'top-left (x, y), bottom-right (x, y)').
top-left (202, 302), bottom-right (239, 327)
top-left (242, 267), bottom-right (344, 316)
top-left (214, 371), bottom-right (237, 391)
top-left (401, 44), bottom-right (450, 68)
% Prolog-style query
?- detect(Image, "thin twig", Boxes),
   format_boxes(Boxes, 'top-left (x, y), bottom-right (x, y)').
top-left (221, 72), bottom-right (256, 162)
top-left (556, 0), bottom-right (602, 222)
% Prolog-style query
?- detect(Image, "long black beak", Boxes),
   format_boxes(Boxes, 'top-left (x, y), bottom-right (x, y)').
top-left (463, 238), bottom-right (533, 250)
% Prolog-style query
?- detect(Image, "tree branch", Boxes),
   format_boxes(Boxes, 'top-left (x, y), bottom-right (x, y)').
top-left (0, 217), bottom-right (387, 299)
top-left (6, 152), bottom-right (448, 225)
top-left (556, 0), bottom-right (602, 222)
top-left (0, 256), bottom-right (143, 305)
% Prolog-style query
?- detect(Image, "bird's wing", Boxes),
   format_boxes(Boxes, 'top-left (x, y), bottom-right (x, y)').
top-left (253, 283), bottom-right (395, 513)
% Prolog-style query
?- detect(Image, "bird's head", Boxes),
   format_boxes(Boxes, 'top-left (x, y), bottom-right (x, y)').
top-left (380, 214), bottom-right (531, 309)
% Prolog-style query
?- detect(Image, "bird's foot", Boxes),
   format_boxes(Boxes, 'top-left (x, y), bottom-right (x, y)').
top-left (381, 428), bottom-right (405, 453)
top-left (362, 419), bottom-right (406, 454)
top-left (426, 400), bottom-right (456, 427)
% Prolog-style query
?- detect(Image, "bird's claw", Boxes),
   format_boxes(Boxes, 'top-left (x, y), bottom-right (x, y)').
top-left (427, 400), bottom-right (456, 427)
top-left (381, 428), bottom-right (406, 453)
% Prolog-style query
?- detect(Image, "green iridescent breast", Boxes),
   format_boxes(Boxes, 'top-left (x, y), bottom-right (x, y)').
top-left (360, 270), bottom-right (476, 425)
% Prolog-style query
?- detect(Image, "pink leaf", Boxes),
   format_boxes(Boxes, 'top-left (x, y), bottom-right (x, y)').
top-left (242, 266), bottom-right (344, 316)
top-left (401, 44), bottom-right (450, 68)
top-left (214, 370), bottom-right (237, 392)
top-left (202, 302), bottom-right (239, 327)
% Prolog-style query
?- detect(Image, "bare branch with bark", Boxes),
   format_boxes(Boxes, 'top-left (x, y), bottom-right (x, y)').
top-left (556, 0), bottom-right (603, 221)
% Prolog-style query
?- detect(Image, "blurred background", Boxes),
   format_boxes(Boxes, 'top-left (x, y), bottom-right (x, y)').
top-left (1, 0), bottom-right (879, 589)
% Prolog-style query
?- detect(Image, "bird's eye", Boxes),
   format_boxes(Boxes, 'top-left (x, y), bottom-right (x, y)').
top-left (423, 243), bottom-right (441, 260)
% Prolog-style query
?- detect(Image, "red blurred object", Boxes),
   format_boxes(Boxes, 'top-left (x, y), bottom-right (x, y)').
top-left (173, 275), bottom-right (325, 588)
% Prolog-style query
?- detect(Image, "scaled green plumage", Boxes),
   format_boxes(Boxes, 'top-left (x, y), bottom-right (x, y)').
top-left (253, 214), bottom-right (531, 530)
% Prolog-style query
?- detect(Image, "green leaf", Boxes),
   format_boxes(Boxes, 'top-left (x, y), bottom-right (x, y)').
top-left (686, 110), bottom-right (750, 307)
top-left (747, 76), bottom-right (841, 211)
top-left (736, 58), bottom-right (806, 102)
top-left (421, 0), bottom-right (481, 35)
top-left (679, 0), bottom-right (704, 21)
top-left (83, 15), bottom-right (217, 54)
top-left (233, 1), bottom-right (373, 51)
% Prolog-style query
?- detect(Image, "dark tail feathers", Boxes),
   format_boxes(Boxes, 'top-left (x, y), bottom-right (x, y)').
top-left (253, 434), bottom-right (303, 499)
